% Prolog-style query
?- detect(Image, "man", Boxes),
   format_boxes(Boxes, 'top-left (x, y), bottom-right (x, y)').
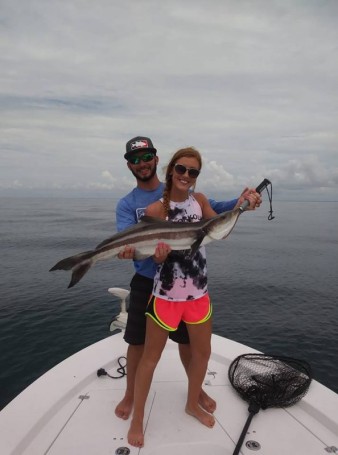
top-left (115, 136), bottom-right (261, 420)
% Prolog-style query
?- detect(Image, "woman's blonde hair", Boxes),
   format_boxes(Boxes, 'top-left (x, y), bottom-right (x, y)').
top-left (162, 147), bottom-right (202, 219)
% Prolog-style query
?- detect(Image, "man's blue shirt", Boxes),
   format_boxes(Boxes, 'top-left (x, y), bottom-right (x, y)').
top-left (116, 183), bottom-right (237, 279)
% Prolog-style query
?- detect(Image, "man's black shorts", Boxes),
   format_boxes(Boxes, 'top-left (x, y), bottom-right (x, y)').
top-left (124, 273), bottom-right (190, 345)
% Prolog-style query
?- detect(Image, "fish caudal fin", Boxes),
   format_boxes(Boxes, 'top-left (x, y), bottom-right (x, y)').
top-left (49, 250), bottom-right (94, 272)
top-left (68, 262), bottom-right (92, 288)
top-left (50, 250), bottom-right (95, 288)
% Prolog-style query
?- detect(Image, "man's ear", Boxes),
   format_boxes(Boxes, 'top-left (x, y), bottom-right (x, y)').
top-left (127, 162), bottom-right (132, 171)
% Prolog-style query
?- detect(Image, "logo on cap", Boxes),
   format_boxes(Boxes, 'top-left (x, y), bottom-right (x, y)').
top-left (131, 140), bottom-right (149, 150)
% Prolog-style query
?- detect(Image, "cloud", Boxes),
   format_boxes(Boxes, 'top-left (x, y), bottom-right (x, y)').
top-left (0, 0), bottom-right (337, 200)
top-left (267, 156), bottom-right (337, 189)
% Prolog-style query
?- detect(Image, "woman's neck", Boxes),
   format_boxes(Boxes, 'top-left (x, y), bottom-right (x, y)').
top-left (169, 187), bottom-right (190, 202)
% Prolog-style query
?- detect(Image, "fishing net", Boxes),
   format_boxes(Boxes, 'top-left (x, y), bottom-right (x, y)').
top-left (228, 353), bottom-right (312, 455)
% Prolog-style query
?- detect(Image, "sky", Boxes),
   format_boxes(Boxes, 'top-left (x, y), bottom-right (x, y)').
top-left (1, 0), bottom-right (337, 200)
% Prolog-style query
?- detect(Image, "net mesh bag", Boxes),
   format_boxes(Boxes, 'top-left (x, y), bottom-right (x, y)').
top-left (228, 353), bottom-right (312, 410)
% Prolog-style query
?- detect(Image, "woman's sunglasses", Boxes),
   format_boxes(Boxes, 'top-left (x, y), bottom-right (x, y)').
top-left (128, 152), bottom-right (155, 165)
top-left (174, 163), bottom-right (200, 179)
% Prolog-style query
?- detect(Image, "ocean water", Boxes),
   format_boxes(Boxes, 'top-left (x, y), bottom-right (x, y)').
top-left (0, 196), bottom-right (337, 411)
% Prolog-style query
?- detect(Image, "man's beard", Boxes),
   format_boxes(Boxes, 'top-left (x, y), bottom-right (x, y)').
top-left (131, 164), bottom-right (157, 182)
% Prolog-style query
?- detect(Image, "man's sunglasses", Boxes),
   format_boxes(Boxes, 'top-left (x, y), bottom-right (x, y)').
top-left (128, 152), bottom-right (155, 165)
top-left (174, 163), bottom-right (200, 179)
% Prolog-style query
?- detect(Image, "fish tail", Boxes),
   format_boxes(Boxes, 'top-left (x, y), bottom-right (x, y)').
top-left (50, 250), bottom-right (96, 287)
top-left (68, 261), bottom-right (92, 288)
top-left (49, 250), bottom-right (94, 272)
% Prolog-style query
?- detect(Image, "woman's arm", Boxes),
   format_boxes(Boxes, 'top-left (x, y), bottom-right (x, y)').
top-left (145, 201), bottom-right (165, 218)
top-left (194, 193), bottom-right (218, 219)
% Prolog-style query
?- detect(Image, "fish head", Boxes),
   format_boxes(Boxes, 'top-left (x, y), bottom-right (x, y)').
top-left (206, 210), bottom-right (240, 240)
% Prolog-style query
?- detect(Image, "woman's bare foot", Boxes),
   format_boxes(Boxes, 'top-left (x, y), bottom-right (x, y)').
top-left (128, 418), bottom-right (144, 447)
top-left (198, 390), bottom-right (216, 413)
top-left (115, 395), bottom-right (133, 420)
top-left (185, 404), bottom-right (215, 428)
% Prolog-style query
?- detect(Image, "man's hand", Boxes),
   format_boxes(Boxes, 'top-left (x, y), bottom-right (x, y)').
top-left (118, 245), bottom-right (135, 259)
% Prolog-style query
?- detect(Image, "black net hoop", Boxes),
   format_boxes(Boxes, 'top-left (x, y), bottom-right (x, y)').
top-left (228, 353), bottom-right (312, 409)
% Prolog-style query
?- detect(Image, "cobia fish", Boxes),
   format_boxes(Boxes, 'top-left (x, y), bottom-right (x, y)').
top-left (50, 208), bottom-right (240, 288)
top-left (50, 179), bottom-right (271, 288)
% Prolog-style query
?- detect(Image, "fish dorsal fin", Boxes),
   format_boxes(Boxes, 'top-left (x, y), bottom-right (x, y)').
top-left (140, 215), bottom-right (168, 225)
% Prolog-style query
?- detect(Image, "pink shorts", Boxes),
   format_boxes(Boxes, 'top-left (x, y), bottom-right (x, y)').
top-left (145, 293), bottom-right (212, 331)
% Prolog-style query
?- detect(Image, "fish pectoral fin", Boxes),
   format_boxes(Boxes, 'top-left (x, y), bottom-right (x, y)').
top-left (188, 230), bottom-right (206, 257)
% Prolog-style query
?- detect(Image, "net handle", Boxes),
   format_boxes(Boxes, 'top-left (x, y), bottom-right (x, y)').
top-left (233, 401), bottom-right (260, 455)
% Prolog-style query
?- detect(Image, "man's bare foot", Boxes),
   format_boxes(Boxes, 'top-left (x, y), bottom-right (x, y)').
top-left (185, 404), bottom-right (215, 428)
top-left (115, 395), bottom-right (133, 420)
top-left (198, 389), bottom-right (216, 413)
top-left (128, 418), bottom-right (144, 447)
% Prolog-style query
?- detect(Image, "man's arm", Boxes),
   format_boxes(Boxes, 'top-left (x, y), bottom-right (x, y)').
top-left (116, 199), bottom-right (136, 232)
top-left (208, 198), bottom-right (238, 214)
top-left (116, 199), bottom-right (138, 260)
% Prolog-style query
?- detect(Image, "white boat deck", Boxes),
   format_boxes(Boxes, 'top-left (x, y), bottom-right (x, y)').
top-left (0, 331), bottom-right (337, 455)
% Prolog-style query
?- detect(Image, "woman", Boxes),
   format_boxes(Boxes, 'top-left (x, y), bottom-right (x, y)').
top-left (127, 147), bottom-right (257, 447)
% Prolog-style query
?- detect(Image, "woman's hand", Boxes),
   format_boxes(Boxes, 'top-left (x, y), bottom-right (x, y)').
top-left (153, 242), bottom-right (172, 263)
top-left (236, 187), bottom-right (262, 210)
